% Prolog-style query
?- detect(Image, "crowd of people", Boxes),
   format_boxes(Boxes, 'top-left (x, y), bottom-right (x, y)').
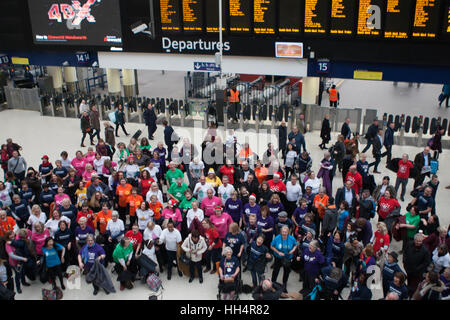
top-left (0, 106), bottom-right (449, 301)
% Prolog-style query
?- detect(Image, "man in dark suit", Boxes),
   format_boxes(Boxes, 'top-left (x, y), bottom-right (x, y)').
top-left (278, 121), bottom-right (287, 161)
top-left (382, 122), bottom-right (395, 164)
top-left (143, 103), bottom-right (157, 140)
top-left (237, 161), bottom-right (255, 187)
top-left (369, 129), bottom-right (383, 174)
top-left (341, 118), bottom-right (352, 140)
top-left (288, 126), bottom-right (307, 154)
top-left (413, 146), bottom-right (432, 189)
top-left (163, 120), bottom-right (176, 161)
top-left (335, 180), bottom-right (357, 215)
top-left (362, 119), bottom-right (379, 153)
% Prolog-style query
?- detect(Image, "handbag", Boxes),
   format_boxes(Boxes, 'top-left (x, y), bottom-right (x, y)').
top-left (179, 239), bottom-right (191, 265)
top-left (41, 287), bottom-right (63, 300)
top-left (280, 239), bottom-right (292, 268)
top-left (146, 273), bottom-right (163, 292)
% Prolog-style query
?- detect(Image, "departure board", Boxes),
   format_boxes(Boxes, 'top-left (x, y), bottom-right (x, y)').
top-left (205, 0), bottom-right (227, 33)
top-left (330, 0), bottom-right (356, 36)
top-left (229, 0), bottom-right (251, 33)
top-left (304, 0), bottom-right (329, 35)
top-left (357, 0), bottom-right (384, 37)
top-left (412, 0), bottom-right (441, 38)
top-left (254, 0), bottom-right (276, 34)
top-left (182, 0), bottom-right (203, 32)
top-left (384, 0), bottom-right (413, 39)
top-left (160, 0), bottom-right (182, 32)
top-left (443, 2), bottom-right (450, 37)
top-left (278, 0), bottom-right (302, 33)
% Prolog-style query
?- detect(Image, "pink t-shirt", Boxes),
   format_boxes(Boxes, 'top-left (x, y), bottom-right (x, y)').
top-left (200, 196), bottom-right (222, 217)
top-left (82, 170), bottom-right (94, 181)
top-left (32, 229), bottom-right (50, 255)
top-left (54, 194), bottom-right (70, 207)
top-left (162, 208), bottom-right (183, 231)
top-left (210, 213), bottom-right (233, 239)
top-left (84, 153), bottom-right (96, 165)
top-left (71, 158), bottom-right (86, 177)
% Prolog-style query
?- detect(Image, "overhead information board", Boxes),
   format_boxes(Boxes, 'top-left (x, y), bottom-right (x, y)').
top-left (384, 0), bottom-right (414, 39)
top-left (304, 0), bottom-right (329, 35)
top-left (253, 0), bottom-right (276, 34)
top-left (278, 0), bottom-right (302, 34)
top-left (229, 0), bottom-right (252, 33)
top-left (412, 0), bottom-right (442, 38)
top-left (330, 0), bottom-right (356, 36)
top-left (160, 0), bottom-right (182, 32)
top-left (182, 0), bottom-right (203, 32)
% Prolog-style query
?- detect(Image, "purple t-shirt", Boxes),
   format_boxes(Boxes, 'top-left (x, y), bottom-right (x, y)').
top-left (257, 215), bottom-right (274, 242)
top-left (81, 243), bottom-right (105, 270)
top-left (267, 202), bottom-right (285, 219)
top-left (293, 207), bottom-right (308, 224)
top-left (303, 247), bottom-right (325, 277)
top-left (224, 198), bottom-right (243, 223)
top-left (243, 203), bottom-right (261, 223)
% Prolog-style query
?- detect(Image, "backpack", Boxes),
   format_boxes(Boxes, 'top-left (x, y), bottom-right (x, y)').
top-left (147, 273), bottom-right (163, 292)
top-left (369, 200), bottom-right (377, 219)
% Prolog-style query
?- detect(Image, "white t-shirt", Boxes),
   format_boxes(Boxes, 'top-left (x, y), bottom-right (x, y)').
top-left (59, 157), bottom-right (73, 170)
top-left (432, 248), bottom-right (450, 273)
top-left (286, 181), bottom-right (302, 202)
top-left (285, 151), bottom-right (298, 168)
top-left (124, 164), bottom-right (140, 180)
top-left (44, 217), bottom-right (71, 236)
top-left (159, 228), bottom-right (182, 251)
top-left (93, 156), bottom-right (110, 174)
top-left (218, 183), bottom-right (235, 204)
top-left (136, 209), bottom-right (154, 230)
top-left (146, 189), bottom-right (164, 205)
top-left (189, 161), bottom-right (205, 179)
top-left (144, 167), bottom-right (159, 181)
top-left (28, 213), bottom-right (47, 232)
top-left (106, 219), bottom-right (125, 241)
top-left (186, 208), bottom-right (204, 229)
top-left (194, 182), bottom-right (215, 203)
top-left (143, 225), bottom-right (162, 242)
top-left (142, 246), bottom-right (157, 264)
top-left (305, 178), bottom-right (321, 194)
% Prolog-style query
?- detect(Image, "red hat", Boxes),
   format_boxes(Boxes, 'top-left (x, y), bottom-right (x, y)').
top-left (42, 155), bottom-right (49, 160)
top-left (215, 205), bottom-right (222, 210)
top-left (168, 199), bottom-right (177, 206)
top-left (249, 193), bottom-right (256, 200)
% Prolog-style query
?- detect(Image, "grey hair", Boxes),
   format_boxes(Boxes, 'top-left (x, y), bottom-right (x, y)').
top-left (414, 233), bottom-right (424, 241)
top-left (223, 247), bottom-right (233, 255)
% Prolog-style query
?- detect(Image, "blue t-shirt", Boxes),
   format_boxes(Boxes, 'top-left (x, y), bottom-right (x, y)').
top-left (338, 210), bottom-right (349, 230)
top-left (43, 243), bottom-right (64, 268)
top-left (220, 255), bottom-right (240, 277)
top-left (388, 282), bottom-right (409, 300)
top-left (416, 193), bottom-right (434, 214)
top-left (248, 242), bottom-right (268, 264)
top-left (271, 234), bottom-right (297, 259)
top-left (224, 232), bottom-right (245, 257)
top-left (54, 167), bottom-right (68, 178)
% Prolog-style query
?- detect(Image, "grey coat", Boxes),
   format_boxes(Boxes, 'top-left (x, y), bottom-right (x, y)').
top-left (86, 260), bottom-right (116, 293)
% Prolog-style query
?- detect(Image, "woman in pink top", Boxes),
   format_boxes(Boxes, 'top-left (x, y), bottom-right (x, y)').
top-left (210, 206), bottom-right (233, 239)
top-left (162, 199), bottom-right (183, 231)
top-left (82, 163), bottom-right (95, 182)
top-left (31, 222), bottom-right (50, 256)
top-left (54, 186), bottom-right (70, 207)
top-left (71, 151), bottom-right (86, 177)
top-left (200, 189), bottom-right (222, 217)
top-left (84, 147), bottom-right (96, 165)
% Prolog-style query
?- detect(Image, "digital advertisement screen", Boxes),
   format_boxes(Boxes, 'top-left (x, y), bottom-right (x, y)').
top-left (27, 0), bottom-right (123, 46)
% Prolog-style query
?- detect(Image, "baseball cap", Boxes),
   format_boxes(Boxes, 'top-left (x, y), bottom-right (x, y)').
top-left (42, 155), bottom-right (49, 160)
top-left (278, 211), bottom-right (288, 218)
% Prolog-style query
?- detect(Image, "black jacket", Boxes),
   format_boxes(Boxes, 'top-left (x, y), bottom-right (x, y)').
top-left (414, 152), bottom-right (430, 172)
top-left (372, 135), bottom-right (382, 156)
top-left (278, 125), bottom-right (287, 151)
top-left (244, 179), bottom-right (260, 198)
top-left (384, 127), bottom-right (394, 147)
top-left (403, 241), bottom-right (431, 276)
top-left (365, 124), bottom-right (378, 140)
top-left (320, 119), bottom-right (331, 142)
top-left (164, 125), bottom-right (175, 147)
top-left (335, 187), bottom-right (356, 209)
top-left (143, 108), bottom-right (157, 128)
top-left (237, 168), bottom-right (255, 185)
top-left (341, 123), bottom-right (351, 139)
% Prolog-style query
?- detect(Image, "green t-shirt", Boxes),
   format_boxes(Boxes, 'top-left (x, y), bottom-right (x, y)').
top-left (112, 243), bottom-right (133, 264)
top-left (179, 197), bottom-right (197, 217)
top-left (168, 182), bottom-right (188, 202)
top-left (165, 169), bottom-right (184, 185)
top-left (405, 211), bottom-right (420, 239)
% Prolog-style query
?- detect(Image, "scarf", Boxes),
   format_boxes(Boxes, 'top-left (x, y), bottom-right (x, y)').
top-left (41, 161), bottom-right (51, 167)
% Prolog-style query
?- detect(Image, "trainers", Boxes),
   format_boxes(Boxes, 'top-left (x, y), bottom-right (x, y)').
top-left (199, 278), bottom-right (203, 284)
top-left (61, 284), bottom-right (66, 290)
top-left (93, 289), bottom-right (99, 295)
top-left (189, 278), bottom-right (194, 283)
top-left (178, 270), bottom-right (183, 277)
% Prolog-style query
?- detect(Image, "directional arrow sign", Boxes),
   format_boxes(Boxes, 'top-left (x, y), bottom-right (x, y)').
top-left (193, 62), bottom-right (220, 72)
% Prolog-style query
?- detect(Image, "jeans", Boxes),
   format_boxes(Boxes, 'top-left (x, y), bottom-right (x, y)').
top-left (115, 123), bottom-right (128, 136)
top-left (91, 128), bottom-right (101, 141)
top-left (382, 145), bottom-right (392, 163)
top-left (369, 154), bottom-right (381, 171)
top-left (395, 177), bottom-right (409, 199)
top-left (81, 131), bottom-right (93, 145)
top-left (251, 270), bottom-right (264, 287)
top-left (147, 125), bottom-right (157, 138)
top-left (166, 250), bottom-right (179, 275)
top-left (189, 260), bottom-right (203, 280)
top-left (362, 139), bottom-right (373, 153)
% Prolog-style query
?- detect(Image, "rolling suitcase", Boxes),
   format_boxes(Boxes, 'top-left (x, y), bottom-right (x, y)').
top-left (132, 129), bottom-right (142, 141)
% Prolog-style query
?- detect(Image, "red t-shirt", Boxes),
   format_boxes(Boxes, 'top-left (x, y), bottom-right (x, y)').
top-left (125, 230), bottom-right (143, 251)
top-left (345, 172), bottom-right (363, 194)
top-left (373, 230), bottom-right (390, 254)
top-left (267, 179), bottom-right (286, 193)
top-left (140, 178), bottom-right (155, 198)
top-left (397, 160), bottom-right (414, 179)
top-left (205, 227), bottom-right (223, 249)
top-left (377, 196), bottom-right (400, 219)
top-left (219, 166), bottom-right (235, 185)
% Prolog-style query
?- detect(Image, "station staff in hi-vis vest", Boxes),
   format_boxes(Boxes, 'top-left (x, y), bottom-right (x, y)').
top-left (227, 85), bottom-right (240, 122)
top-left (327, 84), bottom-right (340, 108)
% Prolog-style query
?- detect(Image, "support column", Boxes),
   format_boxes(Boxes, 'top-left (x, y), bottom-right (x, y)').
top-left (76, 67), bottom-right (88, 93)
top-left (63, 67), bottom-right (78, 93)
top-left (301, 77), bottom-right (320, 130)
top-left (122, 69), bottom-right (136, 97)
top-left (106, 68), bottom-right (121, 96)
top-left (47, 66), bottom-right (63, 93)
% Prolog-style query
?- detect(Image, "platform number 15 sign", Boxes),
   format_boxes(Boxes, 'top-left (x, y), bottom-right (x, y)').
top-left (317, 60), bottom-right (330, 74)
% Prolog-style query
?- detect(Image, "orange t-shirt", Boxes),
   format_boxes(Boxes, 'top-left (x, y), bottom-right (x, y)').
top-left (126, 194), bottom-right (143, 217)
top-left (116, 184), bottom-right (132, 207)
top-left (255, 166), bottom-right (269, 184)
top-left (313, 194), bottom-right (329, 219)
top-left (95, 210), bottom-right (112, 234)
top-left (148, 201), bottom-right (163, 220)
top-left (0, 217), bottom-right (16, 237)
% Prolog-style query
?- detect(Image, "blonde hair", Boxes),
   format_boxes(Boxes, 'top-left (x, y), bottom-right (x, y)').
top-left (377, 222), bottom-right (388, 234)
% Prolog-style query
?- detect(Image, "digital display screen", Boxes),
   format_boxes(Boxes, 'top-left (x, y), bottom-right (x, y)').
top-left (278, 0), bottom-right (302, 34)
top-left (160, 0), bottom-right (182, 32)
top-left (412, 0), bottom-right (442, 38)
top-left (182, 0), bottom-right (203, 32)
top-left (384, 0), bottom-right (414, 39)
top-left (254, 0), bottom-right (276, 34)
top-left (304, 0), bottom-right (329, 35)
top-left (229, 0), bottom-right (251, 33)
top-left (330, 0), bottom-right (356, 36)
top-left (443, 1), bottom-right (450, 38)
top-left (357, 0), bottom-right (384, 37)
top-left (205, 0), bottom-right (227, 33)
top-left (27, 0), bottom-right (123, 46)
